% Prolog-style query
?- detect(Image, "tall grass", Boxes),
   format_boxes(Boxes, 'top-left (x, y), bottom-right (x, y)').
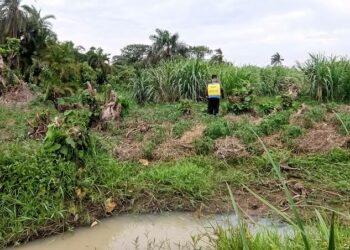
top-left (132, 59), bottom-right (304, 104)
top-left (299, 53), bottom-right (350, 102)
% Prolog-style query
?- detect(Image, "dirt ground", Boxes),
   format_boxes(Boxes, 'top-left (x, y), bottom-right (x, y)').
top-left (154, 124), bottom-right (205, 161)
top-left (214, 136), bottom-right (249, 159)
top-left (0, 82), bottom-right (33, 105)
top-left (296, 122), bottom-right (349, 153)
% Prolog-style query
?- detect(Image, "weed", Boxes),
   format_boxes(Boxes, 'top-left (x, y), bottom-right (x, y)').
top-left (303, 105), bottom-right (327, 128)
top-left (193, 137), bottom-right (215, 155)
top-left (172, 120), bottom-right (193, 138)
top-left (143, 142), bottom-right (156, 160)
top-left (258, 110), bottom-right (291, 136)
top-left (332, 112), bottom-right (350, 135)
top-left (205, 119), bottom-right (231, 139)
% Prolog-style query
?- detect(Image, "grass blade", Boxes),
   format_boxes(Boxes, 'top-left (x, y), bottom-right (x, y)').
top-left (226, 183), bottom-right (250, 250)
top-left (333, 111), bottom-right (349, 135)
top-left (328, 212), bottom-right (335, 250)
top-left (250, 128), bottom-right (311, 250)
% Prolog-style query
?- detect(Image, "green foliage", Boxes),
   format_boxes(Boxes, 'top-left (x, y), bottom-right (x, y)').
top-left (303, 106), bottom-right (327, 128)
top-left (205, 119), bottom-right (231, 139)
top-left (299, 53), bottom-right (350, 102)
top-left (281, 125), bottom-right (304, 140)
top-left (43, 109), bottom-right (94, 161)
top-left (132, 59), bottom-right (210, 103)
top-left (139, 161), bottom-right (214, 200)
top-left (177, 99), bottom-right (194, 115)
top-left (172, 120), bottom-right (193, 138)
top-left (333, 112), bottom-right (350, 135)
top-left (258, 111), bottom-right (291, 135)
top-left (257, 100), bottom-right (275, 115)
top-left (193, 137), bottom-right (215, 155)
top-left (256, 66), bottom-right (303, 96)
top-left (226, 84), bottom-right (254, 114)
top-left (143, 142), bottom-right (156, 160)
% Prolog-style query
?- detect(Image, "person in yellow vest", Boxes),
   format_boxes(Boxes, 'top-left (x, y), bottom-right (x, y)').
top-left (207, 74), bottom-right (224, 115)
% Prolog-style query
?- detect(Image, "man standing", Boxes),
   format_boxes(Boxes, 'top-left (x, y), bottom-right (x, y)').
top-left (207, 74), bottom-right (224, 115)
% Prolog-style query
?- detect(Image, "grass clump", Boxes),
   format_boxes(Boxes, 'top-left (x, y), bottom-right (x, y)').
top-left (204, 119), bottom-right (231, 139)
top-left (172, 120), bottom-right (193, 138)
top-left (303, 105), bottom-right (327, 128)
top-left (143, 142), bottom-right (156, 160)
top-left (332, 112), bottom-right (350, 135)
top-left (281, 124), bottom-right (305, 146)
top-left (193, 137), bottom-right (215, 155)
top-left (258, 110), bottom-right (291, 136)
top-left (138, 161), bottom-right (214, 200)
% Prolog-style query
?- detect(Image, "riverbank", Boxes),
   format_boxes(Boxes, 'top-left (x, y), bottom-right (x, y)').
top-left (1, 99), bottom-right (350, 248)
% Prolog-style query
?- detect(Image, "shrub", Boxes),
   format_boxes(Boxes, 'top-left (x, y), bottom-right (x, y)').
top-left (205, 120), bottom-right (231, 139)
top-left (194, 137), bottom-right (215, 155)
top-left (43, 109), bottom-right (95, 162)
top-left (177, 99), bottom-right (193, 115)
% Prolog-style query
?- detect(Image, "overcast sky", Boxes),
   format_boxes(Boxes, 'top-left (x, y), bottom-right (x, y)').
top-left (22, 0), bottom-right (350, 66)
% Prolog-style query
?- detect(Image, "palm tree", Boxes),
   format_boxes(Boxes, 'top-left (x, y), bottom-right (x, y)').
top-left (149, 29), bottom-right (188, 62)
top-left (20, 5), bottom-right (56, 68)
top-left (271, 52), bottom-right (284, 66)
top-left (0, 0), bottom-right (27, 41)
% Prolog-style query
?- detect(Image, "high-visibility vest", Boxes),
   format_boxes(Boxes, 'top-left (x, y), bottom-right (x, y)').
top-left (207, 83), bottom-right (221, 98)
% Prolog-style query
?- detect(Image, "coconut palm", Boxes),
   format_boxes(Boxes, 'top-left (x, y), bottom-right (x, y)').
top-left (0, 0), bottom-right (27, 40)
top-left (271, 52), bottom-right (284, 66)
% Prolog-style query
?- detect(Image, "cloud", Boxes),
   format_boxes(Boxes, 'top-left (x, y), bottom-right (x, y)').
top-left (22, 0), bottom-right (350, 66)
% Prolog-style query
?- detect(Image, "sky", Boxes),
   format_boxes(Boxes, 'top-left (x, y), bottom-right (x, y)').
top-left (22, 0), bottom-right (350, 66)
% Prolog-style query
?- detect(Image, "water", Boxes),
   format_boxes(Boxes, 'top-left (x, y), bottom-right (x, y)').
top-left (12, 213), bottom-right (290, 250)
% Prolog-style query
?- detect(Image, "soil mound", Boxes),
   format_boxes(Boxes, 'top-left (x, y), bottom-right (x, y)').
top-left (0, 82), bottom-right (33, 105)
top-left (262, 134), bottom-right (284, 149)
top-left (154, 124), bottom-right (205, 161)
top-left (214, 136), bottom-right (249, 159)
top-left (113, 140), bottom-right (144, 161)
top-left (296, 122), bottom-right (349, 153)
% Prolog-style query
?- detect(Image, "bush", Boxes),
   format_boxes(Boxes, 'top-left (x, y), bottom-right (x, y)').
top-left (194, 137), bottom-right (215, 155)
top-left (205, 120), bottom-right (231, 139)
top-left (43, 109), bottom-right (95, 162)
top-left (177, 99), bottom-right (193, 115)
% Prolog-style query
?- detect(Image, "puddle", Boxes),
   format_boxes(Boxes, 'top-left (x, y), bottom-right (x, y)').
top-left (12, 213), bottom-right (290, 250)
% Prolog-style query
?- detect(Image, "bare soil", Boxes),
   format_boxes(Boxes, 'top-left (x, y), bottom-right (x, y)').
top-left (214, 136), bottom-right (249, 159)
top-left (153, 124), bottom-right (205, 161)
top-left (0, 82), bottom-right (33, 105)
top-left (296, 122), bottom-right (350, 153)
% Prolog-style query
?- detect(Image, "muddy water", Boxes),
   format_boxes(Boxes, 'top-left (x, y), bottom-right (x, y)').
top-left (13, 213), bottom-right (290, 250)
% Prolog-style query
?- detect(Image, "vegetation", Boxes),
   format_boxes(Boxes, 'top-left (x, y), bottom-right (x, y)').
top-left (1, 0), bottom-right (350, 248)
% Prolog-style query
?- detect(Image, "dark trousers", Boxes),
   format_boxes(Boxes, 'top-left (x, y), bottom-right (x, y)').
top-left (208, 98), bottom-right (220, 115)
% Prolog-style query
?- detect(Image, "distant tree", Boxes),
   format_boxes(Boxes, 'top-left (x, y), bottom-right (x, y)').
top-left (113, 44), bottom-right (151, 65)
top-left (210, 48), bottom-right (224, 63)
top-left (149, 29), bottom-right (188, 62)
top-left (271, 52), bottom-right (284, 66)
top-left (188, 45), bottom-right (212, 60)
top-left (86, 47), bottom-right (111, 84)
